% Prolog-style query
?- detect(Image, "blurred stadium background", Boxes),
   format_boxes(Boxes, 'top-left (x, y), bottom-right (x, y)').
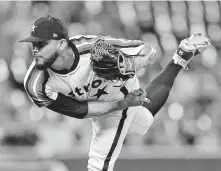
top-left (0, 0), bottom-right (221, 171)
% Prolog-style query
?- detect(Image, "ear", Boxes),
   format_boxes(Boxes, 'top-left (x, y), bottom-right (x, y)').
top-left (58, 39), bottom-right (68, 51)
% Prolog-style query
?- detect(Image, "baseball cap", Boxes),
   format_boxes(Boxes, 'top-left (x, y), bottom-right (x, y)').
top-left (19, 15), bottom-right (68, 42)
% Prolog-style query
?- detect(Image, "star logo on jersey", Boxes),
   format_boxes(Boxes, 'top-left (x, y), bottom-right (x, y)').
top-left (31, 24), bottom-right (37, 33)
top-left (92, 85), bottom-right (108, 99)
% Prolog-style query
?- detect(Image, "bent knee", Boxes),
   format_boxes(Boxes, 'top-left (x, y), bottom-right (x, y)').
top-left (129, 106), bottom-right (154, 136)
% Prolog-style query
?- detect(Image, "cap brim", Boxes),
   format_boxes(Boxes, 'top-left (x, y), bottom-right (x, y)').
top-left (18, 37), bottom-right (50, 42)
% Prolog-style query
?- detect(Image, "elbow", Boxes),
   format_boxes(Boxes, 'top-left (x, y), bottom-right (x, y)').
top-left (135, 48), bottom-right (157, 72)
top-left (146, 47), bottom-right (157, 66)
top-left (139, 44), bottom-right (157, 66)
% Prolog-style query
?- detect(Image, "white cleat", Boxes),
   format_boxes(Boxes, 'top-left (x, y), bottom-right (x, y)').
top-left (173, 33), bottom-right (211, 70)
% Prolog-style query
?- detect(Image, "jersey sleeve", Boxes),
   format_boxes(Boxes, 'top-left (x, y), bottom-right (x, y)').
top-left (102, 35), bottom-right (146, 56)
top-left (69, 35), bottom-right (99, 55)
top-left (69, 34), bottom-right (156, 58)
top-left (24, 62), bottom-right (57, 107)
top-left (24, 62), bottom-right (89, 119)
top-left (103, 35), bottom-right (157, 68)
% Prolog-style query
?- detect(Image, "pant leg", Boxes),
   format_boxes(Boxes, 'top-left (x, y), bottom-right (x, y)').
top-left (88, 107), bottom-right (137, 171)
top-left (87, 76), bottom-right (143, 171)
top-left (128, 106), bottom-right (154, 136)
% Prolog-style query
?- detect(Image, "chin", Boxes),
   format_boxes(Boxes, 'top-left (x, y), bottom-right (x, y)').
top-left (35, 60), bottom-right (49, 70)
top-left (34, 53), bottom-right (58, 70)
top-left (35, 58), bottom-right (44, 68)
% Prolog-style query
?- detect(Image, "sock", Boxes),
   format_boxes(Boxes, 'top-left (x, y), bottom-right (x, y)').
top-left (143, 60), bottom-right (182, 116)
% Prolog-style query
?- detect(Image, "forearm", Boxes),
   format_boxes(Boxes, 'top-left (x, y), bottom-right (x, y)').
top-left (86, 100), bottom-right (126, 118)
top-left (47, 93), bottom-right (126, 119)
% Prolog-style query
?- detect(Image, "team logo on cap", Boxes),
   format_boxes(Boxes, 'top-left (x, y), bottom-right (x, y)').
top-left (53, 33), bottom-right (58, 38)
top-left (31, 24), bottom-right (37, 33)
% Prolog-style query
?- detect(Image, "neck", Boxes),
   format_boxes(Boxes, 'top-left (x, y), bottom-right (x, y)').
top-left (51, 46), bottom-right (74, 70)
top-left (50, 41), bottom-right (80, 75)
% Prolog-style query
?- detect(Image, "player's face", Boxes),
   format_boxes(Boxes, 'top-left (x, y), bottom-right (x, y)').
top-left (32, 40), bottom-right (59, 70)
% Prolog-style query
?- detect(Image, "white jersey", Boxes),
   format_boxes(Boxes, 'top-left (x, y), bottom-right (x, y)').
top-left (24, 35), bottom-right (154, 107)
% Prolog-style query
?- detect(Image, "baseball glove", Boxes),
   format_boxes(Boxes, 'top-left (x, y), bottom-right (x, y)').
top-left (90, 38), bottom-right (136, 81)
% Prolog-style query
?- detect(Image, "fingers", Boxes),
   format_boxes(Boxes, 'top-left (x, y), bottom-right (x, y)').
top-left (133, 89), bottom-right (150, 103)
top-left (134, 88), bottom-right (147, 96)
top-left (140, 88), bottom-right (147, 97)
top-left (125, 89), bottom-right (151, 107)
top-left (134, 89), bottom-right (143, 96)
top-left (143, 97), bottom-right (150, 103)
